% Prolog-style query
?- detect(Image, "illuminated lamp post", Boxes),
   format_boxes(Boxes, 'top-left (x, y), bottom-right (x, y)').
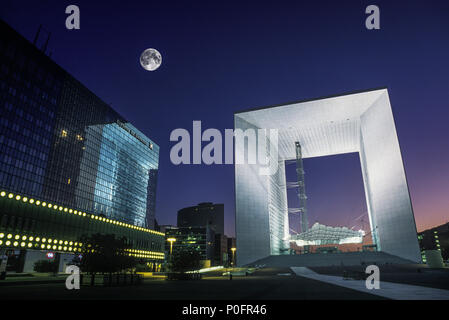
top-left (167, 237), bottom-right (176, 261)
top-left (231, 247), bottom-right (236, 267)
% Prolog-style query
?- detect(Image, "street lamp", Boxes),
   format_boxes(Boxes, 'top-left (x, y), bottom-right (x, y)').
top-left (166, 238), bottom-right (177, 274)
top-left (231, 247), bottom-right (236, 267)
top-left (167, 238), bottom-right (176, 258)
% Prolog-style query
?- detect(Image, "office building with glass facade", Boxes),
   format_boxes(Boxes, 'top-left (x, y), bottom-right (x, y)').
top-left (418, 222), bottom-right (449, 263)
top-left (0, 20), bottom-right (163, 272)
top-left (177, 202), bottom-right (224, 235)
top-left (165, 226), bottom-right (215, 268)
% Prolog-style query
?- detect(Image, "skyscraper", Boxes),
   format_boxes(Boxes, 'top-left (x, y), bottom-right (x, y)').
top-left (177, 202), bottom-right (224, 235)
top-left (0, 20), bottom-right (164, 272)
top-left (0, 20), bottom-right (159, 228)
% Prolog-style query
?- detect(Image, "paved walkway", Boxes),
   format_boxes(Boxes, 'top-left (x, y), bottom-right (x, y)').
top-left (0, 271), bottom-right (384, 300)
top-left (291, 267), bottom-right (449, 300)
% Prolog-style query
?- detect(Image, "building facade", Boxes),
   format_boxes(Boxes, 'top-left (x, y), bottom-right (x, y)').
top-left (418, 222), bottom-right (449, 262)
top-left (165, 226), bottom-right (215, 267)
top-left (214, 233), bottom-right (228, 266)
top-left (177, 202), bottom-right (224, 235)
top-left (0, 20), bottom-right (163, 272)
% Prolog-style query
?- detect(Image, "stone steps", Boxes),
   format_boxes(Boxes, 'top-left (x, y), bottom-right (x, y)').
top-left (247, 251), bottom-right (414, 267)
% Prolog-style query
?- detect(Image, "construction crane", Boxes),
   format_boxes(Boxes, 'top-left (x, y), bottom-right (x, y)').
top-left (295, 141), bottom-right (309, 233)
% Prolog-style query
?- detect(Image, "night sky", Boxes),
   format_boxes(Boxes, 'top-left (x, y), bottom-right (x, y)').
top-left (2, 0), bottom-right (448, 237)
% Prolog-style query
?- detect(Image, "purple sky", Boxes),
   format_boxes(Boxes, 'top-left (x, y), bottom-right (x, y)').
top-left (2, 0), bottom-right (448, 237)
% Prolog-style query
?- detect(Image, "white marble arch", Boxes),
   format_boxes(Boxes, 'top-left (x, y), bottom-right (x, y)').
top-left (234, 88), bottom-right (421, 266)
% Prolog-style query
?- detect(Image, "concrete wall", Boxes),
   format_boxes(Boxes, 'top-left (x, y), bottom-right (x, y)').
top-left (234, 116), bottom-right (271, 266)
top-left (22, 250), bottom-right (75, 273)
top-left (22, 250), bottom-right (47, 273)
top-left (359, 91), bottom-right (421, 262)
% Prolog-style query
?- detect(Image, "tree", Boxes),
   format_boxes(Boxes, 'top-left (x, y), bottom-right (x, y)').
top-left (171, 248), bottom-right (202, 273)
top-left (78, 233), bottom-right (137, 284)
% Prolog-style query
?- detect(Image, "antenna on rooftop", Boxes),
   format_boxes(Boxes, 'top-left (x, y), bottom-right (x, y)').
top-left (42, 31), bottom-right (51, 54)
top-left (33, 25), bottom-right (42, 46)
top-left (33, 24), bottom-right (52, 56)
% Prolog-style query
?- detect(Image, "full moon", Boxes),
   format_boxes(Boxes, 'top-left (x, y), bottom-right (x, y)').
top-left (140, 48), bottom-right (162, 71)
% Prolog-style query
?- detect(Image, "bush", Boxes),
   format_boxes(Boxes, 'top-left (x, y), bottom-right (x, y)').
top-left (33, 260), bottom-right (58, 273)
top-left (135, 263), bottom-right (152, 272)
top-left (79, 233), bottom-right (137, 274)
top-left (171, 249), bottom-right (202, 273)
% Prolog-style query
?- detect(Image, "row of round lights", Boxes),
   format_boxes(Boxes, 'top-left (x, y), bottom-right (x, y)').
top-left (128, 252), bottom-right (164, 259)
top-left (0, 233), bottom-right (165, 258)
top-left (127, 248), bottom-right (165, 256)
top-left (0, 232), bottom-right (82, 252)
top-left (126, 248), bottom-right (165, 259)
top-left (0, 191), bottom-right (165, 236)
top-left (128, 249), bottom-right (164, 255)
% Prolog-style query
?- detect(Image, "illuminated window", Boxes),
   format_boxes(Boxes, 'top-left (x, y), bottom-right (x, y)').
top-left (61, 129), bottom-right (68, 137)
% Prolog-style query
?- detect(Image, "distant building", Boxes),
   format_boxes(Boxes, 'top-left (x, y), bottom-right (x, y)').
top-left (158, 224), bottom-right (177, 234)
top-left (214, 233), bottom-right (228, 266)
top-left (165, 226), bottom-right (215, 268)
top-left (177, 203), bottom-right (224, 235)
top-left (418, 222), bottom-right (449, 262)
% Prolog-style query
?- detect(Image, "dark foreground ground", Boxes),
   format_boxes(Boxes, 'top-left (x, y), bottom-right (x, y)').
top-left (0, 267), bottom-right (384, 300)
top-left (311, 264), bottom-right (449, 290)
